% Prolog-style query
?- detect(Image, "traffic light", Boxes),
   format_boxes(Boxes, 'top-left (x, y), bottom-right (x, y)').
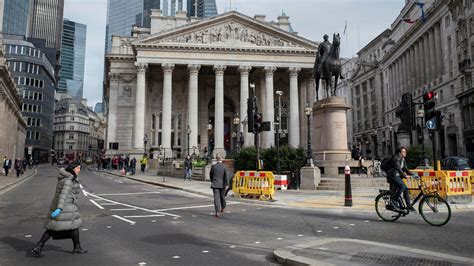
top-left (254, 112), bottom-right (263, 133)
top-left (247, 96), bottom-right (256, 133)
top-left (423, 90), bottom-right (436, 123)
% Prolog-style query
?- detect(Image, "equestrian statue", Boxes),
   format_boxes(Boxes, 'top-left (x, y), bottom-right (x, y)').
top-left (313, 33), bottom-right (344, 100)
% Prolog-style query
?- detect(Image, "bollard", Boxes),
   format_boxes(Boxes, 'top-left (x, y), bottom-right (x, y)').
top-left (344, 164), bottom-right (353, 207)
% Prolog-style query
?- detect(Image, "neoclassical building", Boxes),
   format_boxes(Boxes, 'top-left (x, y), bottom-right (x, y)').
top-left (105, 10), bottom-right (319, 158)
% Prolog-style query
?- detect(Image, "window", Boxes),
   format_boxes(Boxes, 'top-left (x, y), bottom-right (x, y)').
top-left (69, 134), bottom-right (74, 140)
top-left (445, 15), bottom-right (451, 28)
top-left (70, 126), bottom-right (74, 130)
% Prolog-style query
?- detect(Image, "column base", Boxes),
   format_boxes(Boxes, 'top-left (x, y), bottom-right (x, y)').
top-left (212, 148), bottom-right (226, 159)
top-left (300, 166), bottom-right (321, 190)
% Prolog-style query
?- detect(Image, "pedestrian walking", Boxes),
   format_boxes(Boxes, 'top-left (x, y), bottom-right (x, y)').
top-left (184, 155), bottom-right (193, 181)
top-left (14, 158), bottom-right (22, 178)
top-left (22, 158), bottom-right (27, 174)
top-left (210, 154), bottom-right (228, 217)
top-left (31, 161), bottom-right (87, 257)
top-left (3, 156), bottom-right (11, 176)
top-left (130, 157), bottom-right (137, 175)
top-left (140, 155), bottom-right (148, 173)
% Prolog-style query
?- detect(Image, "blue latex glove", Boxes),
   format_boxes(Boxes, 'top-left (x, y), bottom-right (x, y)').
top-left (51, 208), bottom-right (62, 218)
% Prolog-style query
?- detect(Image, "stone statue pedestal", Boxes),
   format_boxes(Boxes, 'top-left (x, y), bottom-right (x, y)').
top-left (300, 166), bottom-right (321, 190)
top-left (312, 96), bottom-right (352, 177)
top-left (397, 130), bottom-right (410, 148)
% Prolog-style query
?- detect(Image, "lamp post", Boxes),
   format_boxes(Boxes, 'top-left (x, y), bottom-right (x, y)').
top-left (186, 125), bottom-right (191, 156)
top-left (388, 125), bottom-right (393, 156)
top-left (305, 103), bottom-right (313, 167)
top-left (207, 120), bottom-right (213, 162)
top-left (276, 90), bottom-right (283, 176)
top-left (233, 113), bottom-right (240, 152)
top-left (143, 134), bottom-right (148, 155)
top-left (373, 129), bottom-right (378, 159)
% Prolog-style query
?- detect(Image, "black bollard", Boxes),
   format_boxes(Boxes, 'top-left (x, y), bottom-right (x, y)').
top-left (344, 164), bottom-right (353, 207)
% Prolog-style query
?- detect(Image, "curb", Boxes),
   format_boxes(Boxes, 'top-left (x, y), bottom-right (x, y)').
top-left (0, 169), bottom-right (38, 195)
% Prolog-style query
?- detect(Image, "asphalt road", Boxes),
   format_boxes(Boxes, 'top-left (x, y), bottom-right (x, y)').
top-left (1, 165), bottom-right (473, 265)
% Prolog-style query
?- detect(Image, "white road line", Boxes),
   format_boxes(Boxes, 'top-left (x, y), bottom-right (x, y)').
top-left (79, 184), bottom-right (83, 189)
top-left (124, 214), bottom-right (165, 218)
top-left (100, 203), bottom-right (119, 206)
top-left (97, 192), bottom-right (161, 196)
top-left (82, 189), bottom-right (87, 196)
top-left (153, 202), bottom-right (240, 212)
top-left (110, 208), bottom-right (137, 211)
top-left (112, 215), bottom-right (136, 225)
top-left (114, 180), bottom-right (123, 183)
top-left (83, 189), bottom-right (180, 218)
top-left (90, 199), bottom-right (105, 210)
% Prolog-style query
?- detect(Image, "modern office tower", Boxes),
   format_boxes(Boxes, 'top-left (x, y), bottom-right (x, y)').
top-left (27, 0), bottom-right (64, 51)
top-left (1, 0), bottom-right (30, 36)
top-left (105, 0), bottom-right (165, 54)
top-left (94, 102), bottom-right (104, 113)
top-left (3, 35), bottom-right (56, 162)
top-left (186, 0), bottom-right (217, 18)
top-left (59, 19), bottom-right (87, 100)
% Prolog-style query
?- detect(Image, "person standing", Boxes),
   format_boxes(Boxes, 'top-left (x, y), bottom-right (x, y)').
top-left (140, 155), bottom-right (148, 173)
top-left (31, 161), bottom-right (87, 257)
top-left (22, 158), bottom-right (27, 174)
top-left (210, 154), bottom-right (228, 217)
top-left (3, 157), bottom-right (11, 176)
top-left (184, 155), bottom-right (193, 181)
top-left (14, 158), bottom-right (22, 178)
top-left (130, 157), bottom-right (137, 175)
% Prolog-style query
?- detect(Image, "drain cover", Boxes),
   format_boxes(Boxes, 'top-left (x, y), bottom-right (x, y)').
top-left (350, 252), bottom-right (452, 265)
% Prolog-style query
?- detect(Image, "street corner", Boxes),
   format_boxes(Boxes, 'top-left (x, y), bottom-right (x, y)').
top-left (273, 238), bottom-right (474, 266)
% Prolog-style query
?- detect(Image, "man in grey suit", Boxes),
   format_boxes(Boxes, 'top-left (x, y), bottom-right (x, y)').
top-left (210, 154), bottom-right (228, 217)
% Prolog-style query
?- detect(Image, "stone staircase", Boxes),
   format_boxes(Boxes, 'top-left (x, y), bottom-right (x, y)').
top-left (316, 177), bottom-right (389, 192)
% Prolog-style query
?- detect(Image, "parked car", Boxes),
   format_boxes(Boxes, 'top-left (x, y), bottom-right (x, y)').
top-left (85, 157), bottom-right (93, 164)
top-left (440, 156), bottom-right (472, 171)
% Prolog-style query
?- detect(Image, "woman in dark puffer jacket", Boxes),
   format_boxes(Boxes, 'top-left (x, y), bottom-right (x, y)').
top-left (31, 161), bottom-right (87, 257)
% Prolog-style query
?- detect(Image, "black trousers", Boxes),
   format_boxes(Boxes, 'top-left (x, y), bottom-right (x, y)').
top-left (37, 229), bottom-right (80, 246)
top-left (212, 188), bottom-right (226, 213)
top-left (389, 175), bottom-right (411, 206)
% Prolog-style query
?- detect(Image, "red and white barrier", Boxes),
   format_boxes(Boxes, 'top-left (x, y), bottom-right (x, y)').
top-left (274, 175), bottom-right (288, 190)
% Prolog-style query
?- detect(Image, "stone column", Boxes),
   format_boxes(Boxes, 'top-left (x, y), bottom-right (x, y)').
top-left (107, 73), bottom-right (119, 149)
top-left (299, 78), bottom-right (307, 147)
top-left (434, 22), bottom-right (443, 78)
top-left (423, 33), bottom-right (430, 84)
top-left (162, 63), bottom-right (174, 157)
top-left (263, 66), bottom-right (276, 148)
top-left (133, 62), bottom-right (147, 150)
top-left (213, 65), bottom-right (226, 158)
top-left (238, 65), bottom-right (252, 147)
top-left (402, 54), bottom-right (407, 93)
top-left (419, 39), bottom-right (426, 86)
top-left (187, 64), bottom-right (200, 155)
top-left (414, 42), bottom-right (420, 88)
top-left (288, 67), bottom-right (301, 147)
top-left (428, 28), bottom-right (436, 82)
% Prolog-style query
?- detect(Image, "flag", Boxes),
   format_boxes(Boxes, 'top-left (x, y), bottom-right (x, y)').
top-left (403, 18), bottom-right (418, 24)
top-left (402, 1), bottom-right (426, 24)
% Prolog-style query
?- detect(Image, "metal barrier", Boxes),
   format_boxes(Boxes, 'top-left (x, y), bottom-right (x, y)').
top-left (409, 169), bottom-right (472, 204)
top-left (232, 171), bottom-right (275, 201)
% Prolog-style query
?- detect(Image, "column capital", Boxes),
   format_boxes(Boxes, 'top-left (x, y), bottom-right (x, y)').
top-left (135, 62), bottom-right (148, 72)
top-left (213, 65), bottom-right (227, 75)
top-left (288, 67), bottom-right (301, 77)
top-left (187, 64), bottom-right (201, 74)
top-left (264, 66), bottom-right (277, 76)
top-left (162, 63), bottom-right (175, 73)
top-left (238, 65), bottom-right (252, 75)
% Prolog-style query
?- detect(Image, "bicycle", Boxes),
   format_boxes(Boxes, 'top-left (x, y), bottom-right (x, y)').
top-left (375, 175), bottom-right (451, 226)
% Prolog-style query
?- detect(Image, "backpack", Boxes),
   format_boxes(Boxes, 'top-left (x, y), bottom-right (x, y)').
top-left (380, 155), bottom-right (395, 172)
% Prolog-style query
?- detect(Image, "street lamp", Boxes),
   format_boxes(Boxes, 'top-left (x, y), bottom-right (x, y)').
top-left (186, 125), bottom-right (191, 156)
top-left (207, 120), bottom-right (213, 162)
top-left (276, 90), bottom-right (283, 176)
top-left (143, 134), bottom-right (148, 155)
top-left (388, 125), bottom-right (393, 155)
top-left (233, 113), bottom-right (240, 152)
top-left (305, 103), bottom-right (313, 167)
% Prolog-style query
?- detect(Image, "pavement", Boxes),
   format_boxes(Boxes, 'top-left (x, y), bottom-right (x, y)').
top-left (0, 168), bottom-right (37, 195)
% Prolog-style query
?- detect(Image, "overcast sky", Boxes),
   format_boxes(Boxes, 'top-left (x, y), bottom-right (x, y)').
top-left (63, 0), bottom-right (405, 107)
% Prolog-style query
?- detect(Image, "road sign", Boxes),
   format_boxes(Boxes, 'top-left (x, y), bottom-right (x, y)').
top-left (426, 118), bottom-right (436, 130)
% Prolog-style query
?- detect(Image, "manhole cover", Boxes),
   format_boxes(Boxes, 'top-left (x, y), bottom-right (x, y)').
top-left (350, 252), bottom-right (451, 265)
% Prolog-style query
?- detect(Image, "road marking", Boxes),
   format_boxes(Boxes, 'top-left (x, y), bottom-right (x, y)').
top-left (172, 256), bottom-right (180, 259)
top-left (110, 208), bottom-right (137, 211)
top-left (152, 220), bottom-right (157, 222)
top-left (90, 199), bottom-right (105, 210)
top-left (97, 192), bottom-right (161, 196)
top-left (153, 202), bottom-right (239, 212)
top-left (229, 246), bottom-right (236, 248)
top-left (82, 228), bottom-right (88, 231)
top-left (333, 227), bottom-right (339, 229)
top-left (114, 180), bottom-right (123, 184)
top-left (79, 184), bottom-right (83, 189)
top-left (100, 203), bottom-right (118, 206)
top-left (107, 226), bottom-right (112, 228)
top-left (82, 189), bottom-right (87, 197)
top-left (112, 215), bottom-right (136, 225)
top-left (364, 220), bottom-right (370, 223)
top-left (317, 230), bottom-right (322, 233)
top-left (350, 224), bottom-right (355, 226)
top-left (298, 234), bottom-right (304, 237)
top-left (25, 235), bottom-right (32, 238)
top-left (277, 238), bottom-right (283, 240)
top-left (255, 241), bottom-right (260, 244)
top-left (124, 214), bottom-right (165, 218)
top-left (202, 250), bottom-right (209, 253)
top-left (138, 262), bottom-right (147, 266)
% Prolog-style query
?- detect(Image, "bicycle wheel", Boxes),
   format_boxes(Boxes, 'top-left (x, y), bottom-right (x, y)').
top-left (375, 191), bottom-right (401, 222)
top-left (419, 195), bottom-right (451, 226)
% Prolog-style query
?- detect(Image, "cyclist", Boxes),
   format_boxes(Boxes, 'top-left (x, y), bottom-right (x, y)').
top-left (386, 146), bottom-right (416, 212)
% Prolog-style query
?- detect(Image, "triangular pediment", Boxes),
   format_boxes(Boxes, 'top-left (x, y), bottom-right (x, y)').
top-left (134, 11), bottom-right (318, 51)
top-left (351, 61), bottom-right (377, 81)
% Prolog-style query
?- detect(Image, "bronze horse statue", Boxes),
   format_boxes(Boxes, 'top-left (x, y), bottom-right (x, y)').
top-left (314, 33), bottom-right (343, 100)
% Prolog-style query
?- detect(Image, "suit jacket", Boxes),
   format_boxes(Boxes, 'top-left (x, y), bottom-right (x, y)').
top-left (210, 162), bottom-right (228, 189)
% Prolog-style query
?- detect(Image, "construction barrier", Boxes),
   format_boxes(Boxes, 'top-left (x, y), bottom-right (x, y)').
top-left (232, 171), bottom-right (275, 201)
top-left (408, 169), bottom-right (472, 204)
top-left (274, 175), bottom-right (288, 190)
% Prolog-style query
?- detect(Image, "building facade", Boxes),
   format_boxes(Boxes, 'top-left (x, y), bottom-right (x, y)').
top-left (27, 0), bottom-right (64, 51)
top-left (105, 11), bottom-right (317, 158)
top-left (2, 0), bottom-right (30, 36)
top-left (187, 0), bottom-right (217, 18)
top-left (335, 57), bottom-right (357, 150)
top-left (3, 36), bottom-right (55, 162)
top-left (59, 19), bottom-right (87, 100)
top-left (0, 35), bottom-right (27, 160)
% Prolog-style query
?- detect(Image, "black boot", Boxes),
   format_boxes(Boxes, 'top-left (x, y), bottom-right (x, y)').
top-left (72, 243), bottom-right (87, 254)
top-left (31, 242), bottom-right (44, 258)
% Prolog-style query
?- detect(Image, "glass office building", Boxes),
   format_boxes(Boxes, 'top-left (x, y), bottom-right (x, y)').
top-left (2, 0), bottom-right (30, 36)
top-left (187, 0), bottom-right (217, 18)
top-left (59, 19), bottom-right (87, 100)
